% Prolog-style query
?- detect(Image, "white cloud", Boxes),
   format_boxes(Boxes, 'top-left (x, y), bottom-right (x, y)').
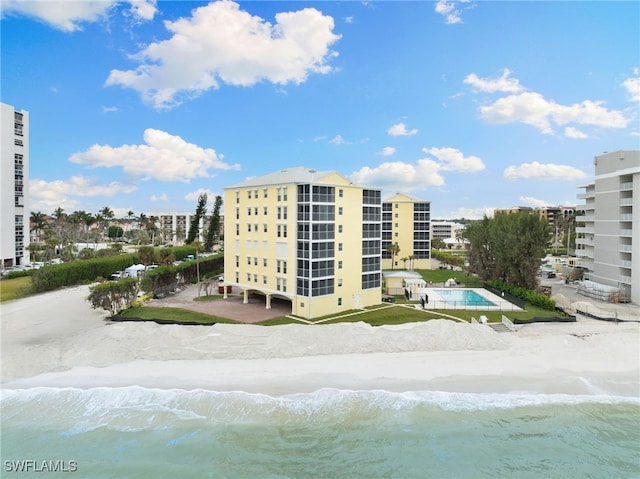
top-left (463, 68), bottom-right (524, 93)
top-left (378, 146), bottom-right (396, 156)
top-left (479, 92), bottom-right (629, 134)
top-left (184, 188), bottom-right (219, 202)
top-left (29, 176), bottom-right (137, 212)
top-left (442, 206), bottom-right (495, 220)
top-left (350, 159), bottom-right (445, 191)
top-left (69, 128), bottom-right (240, 183)
top-left (519, 196), bottom-right (551, 208)
top-left (345, 16), bottom-right (354, 24)
top-left (1, 0), bottom-right (156, 32)
top-left (329, 134), bottom-right (345, 145)
top-left (622, 75), bottom-right (640, 102)
top-left (128, 0), bottom-right (157, 21)
top-left (564, 126), bottom-right (588, 139)
top-left (503, 161), bottom-right (588, 181)
top-left (351, 146), bottom-right (484, 191)
top-left (106, 1), bottom-right (341, 109)
top-left (388, 122), bottom-right (418, 137)
top-left (434, 0), bottom-right (462, 24)
top-left (102, 106), bottom-right (118, 113)
top-left (422, 147), bottom-right (485, 172)
top-left (150, 193), bottom-right (168, 202)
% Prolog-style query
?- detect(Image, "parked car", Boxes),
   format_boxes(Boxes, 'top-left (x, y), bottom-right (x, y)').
top-left (109, 271), bottom-right (127, 280)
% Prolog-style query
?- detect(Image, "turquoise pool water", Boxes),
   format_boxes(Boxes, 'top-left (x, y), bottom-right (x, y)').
top-left (433, 289), bottom-right (497, 307)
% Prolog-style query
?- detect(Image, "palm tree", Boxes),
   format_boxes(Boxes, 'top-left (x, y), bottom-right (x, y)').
top-left (386, 242), bottom-right (400, 270)
top-left (98, 206), bottom-right (114, 239)
top-left (30, 211), bottom-right (47, 243)
top-left (408, 254), bottom-right (416, 272)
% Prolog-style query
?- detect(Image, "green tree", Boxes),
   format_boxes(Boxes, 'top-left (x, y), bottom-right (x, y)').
top-left (186, 193), bottom-right (207, 244)
top-left (108, 225), bottom-right (124, 239)
top-left (99, 206), bottom-right (114, 234)
top-left (30, 211), bottom-right (47, 243)
top-left (462, 212), bottom-right (550, 289)
top-left (204, 195), bottom-right (223, 251)
top-left (138, 245), bottom-right (156, 266)
top-left (386, 242), bottom-right (400, 270)
top-left (431, 238), bottom-right (445, 250)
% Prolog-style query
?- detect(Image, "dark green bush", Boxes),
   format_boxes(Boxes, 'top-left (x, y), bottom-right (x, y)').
top-left (31, 254), bottom-right (139, 293)
top-left (88, 278), bottom-right (139, 316)
top-left (489, 279), bottom-right (556, 310)
top-left (2, 269), bottom-right (33, 279)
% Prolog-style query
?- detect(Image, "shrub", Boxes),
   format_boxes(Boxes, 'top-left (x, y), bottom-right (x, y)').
top-left (88, 278), bottom-right (139, 316)
top-left (489, 279), bottom-right (556, 310)
top-left (31, 254), bottom-right (139, 293)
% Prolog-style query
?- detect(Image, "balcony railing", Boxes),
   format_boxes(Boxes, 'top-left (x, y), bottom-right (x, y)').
top-left (619, 244), bottom-right (633, 253)
top-left (620, 198), bottom-right (633, 206)
top-left (576, 226), bottom-right (594, 234)
top-left (620, 229), bottom-right (633, 237)
top-left (620, 182), bottom-right (633, 191)
top-left (619, 275), bottom-right (632, 285)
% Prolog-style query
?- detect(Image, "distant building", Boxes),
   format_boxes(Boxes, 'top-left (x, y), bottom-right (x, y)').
top-left (431, 221), bottom-right (465, 241)
top-left (154, 213), bottom-right (224, 245)
top-left (575, 150), bottom-right (639, 304)
top-left (223, 167), bottom-right (382, 319)
top-left (1, 102), bottom-right (29, 268)
top-left (382, 193), bottom-right (431, 270)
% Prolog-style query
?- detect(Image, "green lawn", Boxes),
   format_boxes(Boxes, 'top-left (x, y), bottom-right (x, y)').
top-left (118, 299), bottom-right (566, 327)
top-left (117, 306), bottom-right (241, 325)
top-left (0, 276), bottom-right (33, 302)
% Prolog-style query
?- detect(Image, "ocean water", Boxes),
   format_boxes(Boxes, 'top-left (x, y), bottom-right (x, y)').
top-left (1, 387), bottom-right (639, 479)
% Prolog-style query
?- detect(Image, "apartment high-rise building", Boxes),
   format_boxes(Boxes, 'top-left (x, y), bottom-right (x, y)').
top-left (223, 167), bottom-right (382, 319)
top-left (382, 193), bottom-right (431, 270)
top-left (1, 102), bottom-right (29, 269)
top-left (576, 150), bottom-right (639, 304)
top-left (156, 213), bottom-right (224, 245)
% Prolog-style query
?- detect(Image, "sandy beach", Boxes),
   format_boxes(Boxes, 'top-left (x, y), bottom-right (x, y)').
top-left (1, 285), bottom-right (639, 397)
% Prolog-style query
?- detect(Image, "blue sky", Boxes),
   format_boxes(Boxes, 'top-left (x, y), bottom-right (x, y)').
top-left (2, 0), bottom-right (639, 219)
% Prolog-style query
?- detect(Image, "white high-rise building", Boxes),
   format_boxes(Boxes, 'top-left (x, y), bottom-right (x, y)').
top-left (1, 102), bottom-right (30, 269)
top-left (575, 150), bottom-right (639, 304)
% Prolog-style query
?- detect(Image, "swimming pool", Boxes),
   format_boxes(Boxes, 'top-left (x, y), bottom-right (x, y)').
top-left (432, 289), bottom-right (497, 307)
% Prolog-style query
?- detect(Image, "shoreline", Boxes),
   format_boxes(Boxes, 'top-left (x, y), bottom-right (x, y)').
top-left (2, 285), bottom-right (639, 399)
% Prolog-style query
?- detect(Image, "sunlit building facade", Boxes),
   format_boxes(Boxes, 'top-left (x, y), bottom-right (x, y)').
top-left (223, 167), bottom-right (382, 319)
top-left (382, 193), bottom-right (431, 270)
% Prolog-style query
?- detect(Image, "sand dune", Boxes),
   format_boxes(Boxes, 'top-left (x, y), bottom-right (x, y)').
top-left (2, 285), bottom-right (638, 397)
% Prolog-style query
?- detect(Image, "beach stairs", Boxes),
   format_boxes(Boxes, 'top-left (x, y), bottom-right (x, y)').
top-left (473, 315), bottom-right (516, 333)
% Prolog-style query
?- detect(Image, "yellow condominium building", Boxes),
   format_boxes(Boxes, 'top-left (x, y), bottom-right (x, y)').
top-left (223, 167), bottom-right (382, 319)
top-left (382, 193), bottom-right (431, 271)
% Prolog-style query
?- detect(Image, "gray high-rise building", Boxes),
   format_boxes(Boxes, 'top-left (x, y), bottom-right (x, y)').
top-left (576, 150), bottom-right (639, 304)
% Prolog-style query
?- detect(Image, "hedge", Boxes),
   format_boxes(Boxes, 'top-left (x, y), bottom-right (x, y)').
top-left (488, 279), bottom-right (556, 311)
top-left (29, 246), bottom-right (213, 293)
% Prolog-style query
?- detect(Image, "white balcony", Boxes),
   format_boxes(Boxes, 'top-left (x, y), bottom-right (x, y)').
top-left (620, 182), bottom-right (633, 191)
top-left (619, 275), bottom-right (632, 285)
top-left (619, 260), bottom-right (632, 269)
top-left (619, 244), bottom-right (633, 253)
top-left (576, 226), bottom-right (594, 234)
top-left (620, 198), bottom-right (633, 206)
top-left (620, 229), bottom-right (633, 237)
